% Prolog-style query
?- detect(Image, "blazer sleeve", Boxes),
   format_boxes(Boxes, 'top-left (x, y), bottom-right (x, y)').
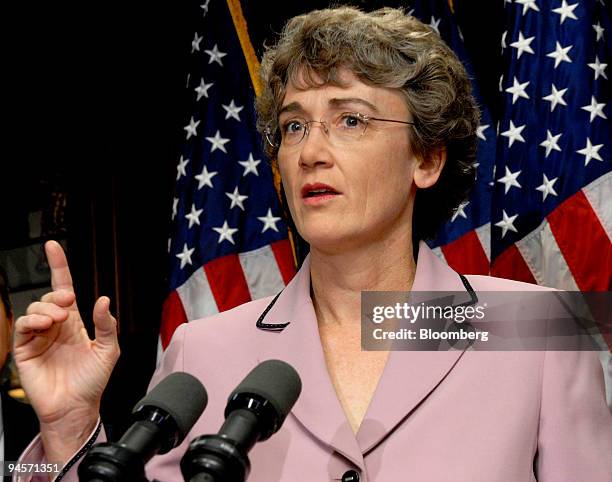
top-left (536, 296), bottom-right (612, 481)
top-left (14, 323), bottom-right (189, 482)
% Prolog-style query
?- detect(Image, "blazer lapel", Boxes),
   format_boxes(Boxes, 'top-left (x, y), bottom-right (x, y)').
top-left (356, 242), bottom-right (472, 453)
top-left (255, 255), bottom-right (365, 470)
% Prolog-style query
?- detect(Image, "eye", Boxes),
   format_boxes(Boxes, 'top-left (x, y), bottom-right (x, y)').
top-left (338, 113), bottom-right (367, 129)
top-left (281, 119), bottom-right (305, 136)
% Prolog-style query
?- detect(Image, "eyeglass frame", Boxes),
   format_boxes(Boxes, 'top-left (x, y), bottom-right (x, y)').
top-left (264, 111), bottom-right (416, 149)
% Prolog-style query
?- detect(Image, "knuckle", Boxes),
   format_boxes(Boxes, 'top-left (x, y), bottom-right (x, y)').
top-left (26, 301), bottom-right (41, 315)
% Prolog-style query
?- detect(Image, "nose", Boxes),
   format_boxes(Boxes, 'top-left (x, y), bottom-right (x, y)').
top-left (298, 121), bottom-right (334, 169)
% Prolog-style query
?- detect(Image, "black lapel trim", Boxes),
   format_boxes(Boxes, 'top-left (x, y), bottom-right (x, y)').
top-left (255, 291), bottom-right (290, 331)
top-left (458, 273), bottom-right (479, 306)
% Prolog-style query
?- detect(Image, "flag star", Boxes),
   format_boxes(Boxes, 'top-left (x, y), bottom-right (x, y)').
top-left (167, 237), bottom-right (172, 253)
top-left (498, 74), bottom-right (504, 93)
top-left (176, 155), bottom-right (189, 180)
top-left (539, 130), bottom-right (563, 158)
top-left (535, 174), bottom-right (559, 201)
top-left (552, 0), bottom-right (578, 24)
top-left (184, 117), bottom-right (200, 139)
top-left (473, 162), bottom-right (480, 180)
top-left (495, 210), bottom-right (519, 238)
top-left (501, 120), bottom-right (526, 147)
top-left (213, 221), bottom-right (238, 245)
top-left (225, 186), bottom-right (248, 210)
top-left (257, 208), bottom-right (282, 233)
top-left (239, 153), bottom-right (261, 177)
top-left (205, 130), bottom-right (230, 153)
top-left (581, 96), bottom-right (607, 122)
top-left (501, 31), bottom-right (507, 51)
top-left (546, 41), bottom-right (572, 68)
top-left (185, 204), bottom-right (203, 228)
top-left (576, 138), bottom-right (604, 166)
top-left (195, 165), bottom-right (218, 189)
top-left (176, 243), bottom-right (195, 269)
top-left (476, 124), bottom-right (490, 141)
top-left (222, 99), bottom-right (244, 121)
top-left (505, 77), bottom-right (530, 104)
top-left (593, 22), bottom-right (605, 42)
top-left (451, 201), bottom-right (469, 222)
top-left (511, 31), bottom-right (535, 59)
top-left (542, 84), bottom-right (568, 112)
top-left (195, 78), bottom-right (213, 101)
top-left (204, 44), bottom-right (227, 66)
top-left (200, 0), bottom-right (210, 16)
top-left (191, 33), bottom-right (203, 53)
top-left (429, 16), bottom-right (441, 34)
top-left (515, 0), bottom-right (540, 15)
top-left (588, 56), bottom-right (608, 80)
top-left (489, 164), bottom-right (497, 187)
top-left (497, 166), bottom-right (522, 194)
top-left (172, 197), bottom-right (178, 220)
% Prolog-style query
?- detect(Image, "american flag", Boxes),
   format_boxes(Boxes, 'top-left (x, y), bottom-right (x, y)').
top-left (160, 0), bottom-right (295, 350)
top-left (427, 0), bottom-right (611, 299)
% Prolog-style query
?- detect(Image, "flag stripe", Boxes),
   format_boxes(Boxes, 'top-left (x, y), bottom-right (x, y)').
top-left (475, 223), bottom-right (491, 262)
top-left (582, 171), bottom-right (612, 241)
top-left (204, 254), bottom-right (252, 312)
top-left (160, 290), bottom-right (188, 349)
top-left (177, 266), bottom-right (219, 321)
top-left (271, 239), bottom-right (297, 285)
top-left (441, 229), bottom-right (490, 275)
top-left (491, 244), bottom-right (537, 284)
top-left (547, 190), bottom-right (612, 291)
top-left (239, 245), bottom-right (285, 300)
top-left (516, 219), bottom-right (580, 290)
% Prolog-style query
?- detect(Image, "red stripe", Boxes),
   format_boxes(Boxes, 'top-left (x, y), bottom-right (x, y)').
top-left (547, 190), bottom-right (612, 291)
top-left (271, 239), bottom-right (297, 284)
top-left (204, 254), bottom-right (252, 312)
top-left (491, 244), bottom-right (537, 284)
top-left (441, 230), bottom-right (490, 275)
top-left (160, 290), bottom-right (187, 349)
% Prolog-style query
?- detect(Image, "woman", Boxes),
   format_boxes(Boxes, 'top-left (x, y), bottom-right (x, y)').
top-left (14, 7), bottom-right (612, 481)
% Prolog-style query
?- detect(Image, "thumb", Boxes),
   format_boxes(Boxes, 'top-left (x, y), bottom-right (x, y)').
top-left (92, 296), bottom-right (119, 349)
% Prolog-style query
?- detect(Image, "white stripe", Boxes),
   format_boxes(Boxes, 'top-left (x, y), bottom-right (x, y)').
top-left (431, 246), bottom-right (446, 262)
top-left (239, 245), bottom-right (285, 300)
top-left (582, 171), bottom-right (612, 242)
top-left (475, 223), bottom-right (491, 262)
top-left (176, 268), bottom-right (219, 321)
top-left (515, 219), bottom-right (579, 290)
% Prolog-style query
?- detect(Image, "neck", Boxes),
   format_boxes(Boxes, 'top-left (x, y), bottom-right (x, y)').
top-left (309, 234), bottom-right (417, 328)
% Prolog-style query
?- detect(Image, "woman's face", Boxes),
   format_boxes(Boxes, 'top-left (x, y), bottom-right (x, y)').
top-left (277, 68), bottom-right (421, 254)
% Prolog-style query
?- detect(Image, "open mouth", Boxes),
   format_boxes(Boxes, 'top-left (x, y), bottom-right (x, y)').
top-left (301, 183), bottom-right (340, 199)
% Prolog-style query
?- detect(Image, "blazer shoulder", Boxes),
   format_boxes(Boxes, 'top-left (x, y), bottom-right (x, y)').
top-left (178, 294), bottom-right (277, 341)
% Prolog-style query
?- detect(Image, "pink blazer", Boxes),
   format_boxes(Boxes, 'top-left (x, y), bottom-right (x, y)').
top-left (18, 243), bottom-right (612, 481)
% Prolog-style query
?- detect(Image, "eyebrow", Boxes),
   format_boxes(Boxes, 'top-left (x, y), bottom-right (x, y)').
top-left (278, 97), bottom-right (380, 117)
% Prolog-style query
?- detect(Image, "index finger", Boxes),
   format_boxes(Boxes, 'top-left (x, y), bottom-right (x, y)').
top-left (45, 240), bottom-right (75, 292)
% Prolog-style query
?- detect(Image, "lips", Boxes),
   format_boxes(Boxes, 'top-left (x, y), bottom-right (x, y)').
top-left (301, 183), bottom-right (341, 199)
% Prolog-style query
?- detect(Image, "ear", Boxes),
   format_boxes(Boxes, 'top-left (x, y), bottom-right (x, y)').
top-left (414, 146), bottom-right (446, 189)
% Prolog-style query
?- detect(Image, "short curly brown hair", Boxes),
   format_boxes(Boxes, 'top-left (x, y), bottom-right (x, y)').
top-left (256, 6), bottom-right (479, 241)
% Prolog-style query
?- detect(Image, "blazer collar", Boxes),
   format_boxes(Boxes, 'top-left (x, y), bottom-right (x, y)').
top-left (255, 242), bottom-right (473, 467)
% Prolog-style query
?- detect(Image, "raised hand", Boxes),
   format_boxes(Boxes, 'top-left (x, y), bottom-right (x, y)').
top-left (13, 240), bottom-right (120, 463)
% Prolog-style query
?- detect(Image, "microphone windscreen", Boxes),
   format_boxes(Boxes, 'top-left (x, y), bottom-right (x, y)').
top-left (134, 372), bottom-right (208, 442)
top-left (229, 360), bottom-right (302, 424)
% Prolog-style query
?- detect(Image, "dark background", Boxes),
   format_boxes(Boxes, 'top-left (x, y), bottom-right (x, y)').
top-left (3, 1), bottom-right (504, 438)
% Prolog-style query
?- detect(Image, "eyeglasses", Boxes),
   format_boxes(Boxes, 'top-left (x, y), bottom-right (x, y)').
top-left (264, 111), bottom-right (415, 149)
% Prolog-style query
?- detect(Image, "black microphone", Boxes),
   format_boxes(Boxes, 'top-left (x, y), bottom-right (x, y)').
top-left (180, 360), bottom-right (302, 482)
top-left (79, 372), bottom-right (208, 482)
